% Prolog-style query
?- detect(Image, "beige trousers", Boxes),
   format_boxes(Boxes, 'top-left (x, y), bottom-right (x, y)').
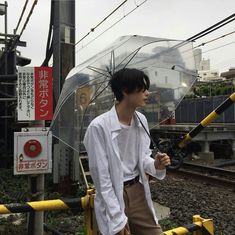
top-left (123, 182), bottom-right (163, 235)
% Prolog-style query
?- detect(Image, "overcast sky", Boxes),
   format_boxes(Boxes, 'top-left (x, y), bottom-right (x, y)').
top-left (1, 0), bottom-right (235, 73)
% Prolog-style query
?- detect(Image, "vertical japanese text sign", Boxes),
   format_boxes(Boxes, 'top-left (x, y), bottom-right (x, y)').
top-left (17, 67), bottom-right (53, 120)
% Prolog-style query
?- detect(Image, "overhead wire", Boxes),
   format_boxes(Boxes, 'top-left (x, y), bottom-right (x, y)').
top-left (50, 4), bottom-right (234, 69)
top-left (193, 30), bottom-right (235, 49)
top-left (187, 13), bottom-right (235, 41)
top-left (18, 0), bottom-right (38, 39)
top-left (200, 41), bottom-right (235, 55)
top-left (14, 0), bottom-right (29, 34)
top-left (75, 0), bottom-right (147, 55)
top-left (179, 40), bottom-right (235, 68)
top-left (75, 0), bottom-right (128, 46)
top-left (151, 13), bottom-right (235, 58)
top-left (178, 29), bottom-right (235, 58)
top-left (0, 0), bottom-right (38, 68)
top-left (75, 11), bottom-right (235, 67)
top-left (7, 0), bottom-right (38, 53)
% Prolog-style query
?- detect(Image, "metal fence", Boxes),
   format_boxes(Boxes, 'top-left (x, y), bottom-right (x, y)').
top-left (176, 95), bottom-right (235, 123)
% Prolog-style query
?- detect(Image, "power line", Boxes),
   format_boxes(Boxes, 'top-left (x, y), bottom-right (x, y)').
top-left (194, 30), bottom-right (235, 49)
top-left (187, 13), bottom-right (235, 41)
top-left (179, 28), bottom-right (235, 57)
top-left (7, 0), bottom-right (38, 53)
top-left (14, 0), bottom-right (29, 34)
top-left (202, 41), bottom-right (235, 54)
top-left (185, 40), bottom-right (235, 62)
top-left (167, 13), bottom-right (235, 54)
top-left (75, 10), bottom-right (235, 64)
top-left (75, 0), bottom-right (147, 55)
top-left (75, 0), bottom-right (128, 46)
top-left (18, 0), bottom-right (38, 39)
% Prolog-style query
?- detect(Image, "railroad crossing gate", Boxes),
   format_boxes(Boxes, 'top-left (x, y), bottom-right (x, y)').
top-left (14, 129), bottom-right (52, 175)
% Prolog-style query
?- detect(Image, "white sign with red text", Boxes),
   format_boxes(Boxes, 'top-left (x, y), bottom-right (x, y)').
top-left (17, 67), bottom-right (53, 120)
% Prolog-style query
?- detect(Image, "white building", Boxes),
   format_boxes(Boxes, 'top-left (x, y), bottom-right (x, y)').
top-left (198, 69), bottom-right (221, 82)
top-left (194, 52), bottom-right (222, 81)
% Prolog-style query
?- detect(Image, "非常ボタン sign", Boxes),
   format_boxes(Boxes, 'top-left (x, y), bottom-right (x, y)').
top-left (14, 130), bottom-right (52, 175)
top-left (17, 67), bottom-right (53, 120)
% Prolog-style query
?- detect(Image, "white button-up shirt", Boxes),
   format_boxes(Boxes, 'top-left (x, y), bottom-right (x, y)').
top-left (84, 105), bottom-right (166, 235)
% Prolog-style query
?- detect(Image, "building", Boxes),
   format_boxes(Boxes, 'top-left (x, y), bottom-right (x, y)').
top-left (199, 58), bottom-right (210, 71)
top-left (193, 49), bottom-right (222, 82)
top-left (197, 57), bottom-right (221, 82)
top-left (198, 69), bottom-right (221, 82)
top-left (220, 68), bottom-right (235, 79)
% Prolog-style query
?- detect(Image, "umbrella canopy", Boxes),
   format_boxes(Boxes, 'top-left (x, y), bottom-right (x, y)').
top-left (50, 35), bottom-right (197, 154)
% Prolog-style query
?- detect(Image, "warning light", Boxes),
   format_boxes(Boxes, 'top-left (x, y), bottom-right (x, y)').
top-left (24, 139), bottom-right (42, 158)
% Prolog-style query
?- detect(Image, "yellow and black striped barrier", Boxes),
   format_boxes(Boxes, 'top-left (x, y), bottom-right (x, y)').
top-left (0, 197), bottom-right (86, 214)
top-left (164, 215), bottom-right (214, 235)
top-left (179, 92), bottom-right (235, 148)
top-left (0, 196), bottom-right (213, 235)
top-left (0, 189), bottom-right (97, 235)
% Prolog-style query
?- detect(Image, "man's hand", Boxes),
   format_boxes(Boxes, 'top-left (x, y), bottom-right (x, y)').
top-left (154, 152), bottom-right (171, 170)
top-left (116, 223), bottom-right (131, 235)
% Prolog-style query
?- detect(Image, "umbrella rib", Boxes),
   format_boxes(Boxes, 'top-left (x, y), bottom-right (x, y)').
top-left (123, 48), bottom-right (141, 69)
top-left (52, 74), bottom-right (111, 122)
top-left (79, 80), bottom-right (111, 149)
top-left (116, 47), bottom-right (141, 69)
top-left (87, 66), bottom-right (110, 77)
top-left (88, 65), bottom-right (108, 73)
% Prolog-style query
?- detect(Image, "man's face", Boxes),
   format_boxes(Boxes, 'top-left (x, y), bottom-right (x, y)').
top-left (123, 88), bottom-right (150, 108)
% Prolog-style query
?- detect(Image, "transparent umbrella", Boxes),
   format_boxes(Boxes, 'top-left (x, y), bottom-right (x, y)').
top-left (50, 35), bottom-right (197, 167)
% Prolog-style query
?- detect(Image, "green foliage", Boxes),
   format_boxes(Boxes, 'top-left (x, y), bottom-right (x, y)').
top-left (186, 80), bottom-right (235, 98)
top-left (159, 218), bottom-right (178, 231)
top-left (75, 227), bottom-right (86, 235)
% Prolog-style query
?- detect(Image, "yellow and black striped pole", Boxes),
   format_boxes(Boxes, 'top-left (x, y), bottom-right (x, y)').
top-left (179, 92), bottom-right (235, 148)
top-left (0, 198), bottom-right (85, 214)
top-left (163, 215), bottom-right (214, 235)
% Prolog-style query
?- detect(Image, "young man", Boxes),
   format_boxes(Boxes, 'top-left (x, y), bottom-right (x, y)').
top-left (84, 68), bottom-right (171, 235)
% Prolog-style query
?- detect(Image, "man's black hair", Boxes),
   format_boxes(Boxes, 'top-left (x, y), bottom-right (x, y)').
top-left (109, 68), bottom-right (150, 101)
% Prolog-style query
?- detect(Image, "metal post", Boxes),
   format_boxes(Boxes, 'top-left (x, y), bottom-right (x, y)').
top-left (27, 174), bottom-right (45, 235)
top-left (26, 123), bottom-right (45, 235)
top-left (52, 0), bottom-right (76, 192)
top-left (33, 174), bottom-right (44, 235)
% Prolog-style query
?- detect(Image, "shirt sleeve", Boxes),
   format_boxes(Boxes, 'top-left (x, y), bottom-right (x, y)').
top-left (141, 118), bottom-right (166, 180)
top-left (83, 124), bottom-right (127, 234)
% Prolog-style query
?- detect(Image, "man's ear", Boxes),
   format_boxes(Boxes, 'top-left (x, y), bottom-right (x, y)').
top-left (122, 89), bottom-right (129, 98)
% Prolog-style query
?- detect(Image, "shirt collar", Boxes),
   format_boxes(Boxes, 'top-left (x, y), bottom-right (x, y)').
top-left (109, 105), bottom-right (142, 134)
top-left (109, 105), bottom-right (121, 133)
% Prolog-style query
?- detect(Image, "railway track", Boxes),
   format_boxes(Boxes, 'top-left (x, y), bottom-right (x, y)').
top-left (170, 162), bottom-right (235, 188)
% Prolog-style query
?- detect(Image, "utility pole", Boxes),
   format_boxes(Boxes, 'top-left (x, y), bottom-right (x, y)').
top-left (52, 0), bottom-right (77, 193)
